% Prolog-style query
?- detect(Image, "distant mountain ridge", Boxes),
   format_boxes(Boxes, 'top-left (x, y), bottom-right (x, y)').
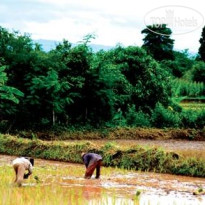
top-left (34, 39), bottom-right (113, 52)
top-left (34, 39), bottom-right (197, 56)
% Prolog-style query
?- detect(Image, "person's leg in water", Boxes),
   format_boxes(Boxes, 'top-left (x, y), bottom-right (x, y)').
top-left (13, 164), bottom-right (18, 183)
top-left (85, 161), bottom-right (98, 179)
top-left (16, 164), bottom-right (26, 186)
top-left (96, 160), bottom-right (102, 179)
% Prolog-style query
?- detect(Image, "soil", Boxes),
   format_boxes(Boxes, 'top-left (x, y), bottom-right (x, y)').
top-left (1, 154), bottom-right (205, 205)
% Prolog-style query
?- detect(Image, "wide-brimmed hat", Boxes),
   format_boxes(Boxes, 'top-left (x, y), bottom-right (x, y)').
top-left (81, 152), bottom-right (86, 157)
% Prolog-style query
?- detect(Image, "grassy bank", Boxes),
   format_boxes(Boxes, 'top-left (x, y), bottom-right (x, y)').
top-left (17, 127), bottom-right (205, 141)
top-left (0, 134), bottom-right (205, 177)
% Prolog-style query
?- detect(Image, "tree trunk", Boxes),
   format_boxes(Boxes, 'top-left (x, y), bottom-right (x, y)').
top-left (52, 109), bottom-right (56, 126)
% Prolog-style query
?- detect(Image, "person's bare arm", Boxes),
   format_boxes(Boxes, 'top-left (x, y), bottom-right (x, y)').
top-left (24, 164), bottom-right (32, 179)
top-left (28, 164), bottom-right (33, 175)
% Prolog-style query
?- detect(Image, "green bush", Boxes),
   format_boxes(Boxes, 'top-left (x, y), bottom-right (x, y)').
top-left (151, 103), bottom-right (181, 128)
top-left (171, 158), bottom-right (205, 177)
top-left (181, 109), bottom-right (205, 129)
top-left (172, 79), bottom-right (205, 97)
top-left (192, 61), bottom-right (205, 83)
top-left (181, 110), bottom-right (198, 128)
top-left (195, 110), bottom-right (205, 128)
top-left (0, 121), bottom-right (9, 133)
top-left (125, 105), bottom-right (151, 127)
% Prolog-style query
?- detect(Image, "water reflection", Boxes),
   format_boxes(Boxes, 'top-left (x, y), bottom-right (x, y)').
top-left (140, 193), bottom-right (205, 205)
top-left (1, 154), bottom-right (205, 205)
top-left (57, 176), bottom-right (205, 205)
top-left (82, 183), bottom-right (102, 201)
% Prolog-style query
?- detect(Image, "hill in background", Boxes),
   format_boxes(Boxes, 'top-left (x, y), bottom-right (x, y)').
top-left (34, 39), bottom-right (113, 52)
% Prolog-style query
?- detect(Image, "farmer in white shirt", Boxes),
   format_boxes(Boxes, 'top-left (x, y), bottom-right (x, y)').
top-left (12, 157), bottom-right (34, 186)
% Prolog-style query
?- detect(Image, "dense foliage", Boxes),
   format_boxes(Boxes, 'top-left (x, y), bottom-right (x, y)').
top-left (141, 24), bottom-right (174, 61)
top-left (0, 65), bottom-right (24, 103)
top-left (198, 26), bottom-right (205, 61)
top-left (0, 25), bottom-right (204, 131)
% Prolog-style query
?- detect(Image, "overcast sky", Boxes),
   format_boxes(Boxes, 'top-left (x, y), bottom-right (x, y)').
top-left (0, 0), bottom-right (204, 53)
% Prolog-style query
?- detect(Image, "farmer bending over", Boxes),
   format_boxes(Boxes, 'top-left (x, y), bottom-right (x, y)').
top-left (12, 157), bottom-right (34, 186)
top-left (81, 152), bottom-right (102, 179)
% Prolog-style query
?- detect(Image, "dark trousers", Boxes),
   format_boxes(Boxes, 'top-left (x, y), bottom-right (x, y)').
top-left (84, 160), bottom-right (102, 179)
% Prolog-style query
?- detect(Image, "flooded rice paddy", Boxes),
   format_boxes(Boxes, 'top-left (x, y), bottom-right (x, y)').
top-left (0, 154), bottom-right (205, 205)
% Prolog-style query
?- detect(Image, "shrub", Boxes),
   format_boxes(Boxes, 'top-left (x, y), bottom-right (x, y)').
top-left (181, 109), bottom-right (205, 129)
top-left (171, 79), bottom-right (205, 97)
top-left (192, 61), bottom-right (205, 83)
top-left (195, 110), bottom-right (205, 129)
top-left (181, 110), bottom-right (198, 128)
top-left (151, 103), bottom-right (181, 128)
top-left (125, 105), bottom-right (151, 127)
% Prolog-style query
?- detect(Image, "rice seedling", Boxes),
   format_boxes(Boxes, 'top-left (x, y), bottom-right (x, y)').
top-left (0, 164), bottom-right (136, 205)
top-left (1, 155), bottom-right (205, 205)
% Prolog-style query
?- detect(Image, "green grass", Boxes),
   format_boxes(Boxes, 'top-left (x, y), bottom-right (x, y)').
top-left (180, 102), bottom-right (205, 110)
top-left (171, 79), bottom-right (204, 98)
top-left (0, 165), bottom-right (137, 205)
top-left (0, 134), bottom-right (205, 177)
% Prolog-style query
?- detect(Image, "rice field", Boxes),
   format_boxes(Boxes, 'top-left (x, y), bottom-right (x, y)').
top-left (0, 155), bottom-right (205, 205)
top-left (0, 161), bottom-right (136, 205)
top-left (180, 102), bottom-right (205, 110)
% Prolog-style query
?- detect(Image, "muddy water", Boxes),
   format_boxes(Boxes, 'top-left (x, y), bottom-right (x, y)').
top-left (1, 154), bottom-right (205, 205)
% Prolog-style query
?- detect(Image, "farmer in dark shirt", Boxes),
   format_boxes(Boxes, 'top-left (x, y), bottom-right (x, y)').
top-left (81, 153), bottom-right (102, 179)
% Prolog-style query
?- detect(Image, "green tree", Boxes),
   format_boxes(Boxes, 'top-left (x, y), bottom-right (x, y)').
top-left (0, 66), bottom-right (24, 103)
top-left (160, 50), bottom-right (194, 77)
top-left (192, 61), bottom-right (205, 83)
top-left (0, 27), bottom-right (46, 127)
top-left (198, 26), bottom-right (205, 61)
top-left (0, 27), bottom-right (34, 92)
top-left (86, 50), bottom-right (130, 124)
top-left (24, 40), bottom-right (75, 126)
top-left (0, 64), bottom-right (24, 131)
top-left (112, 46), bottom-right (171, 111)
top-left (141, 24), bottom-right (174, 61)
top-left (0, 27), bottom-right (33, 98)
top-left (94, 49), bottom-right (132, 123)
top-left (30, 69), bottom-right (72, 125)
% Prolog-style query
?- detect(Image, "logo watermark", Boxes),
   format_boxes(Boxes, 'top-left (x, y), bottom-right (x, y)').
top-left (144, 5), bottom-right (204, 35)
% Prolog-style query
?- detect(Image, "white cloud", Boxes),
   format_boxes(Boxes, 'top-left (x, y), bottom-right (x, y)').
top-left (0, 0), bottom-right (204, 52)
